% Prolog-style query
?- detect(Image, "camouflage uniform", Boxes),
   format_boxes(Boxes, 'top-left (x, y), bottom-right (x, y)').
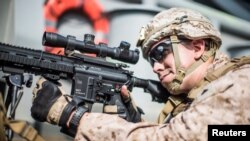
top-left (72, 8), bottom-right (250, 141)
top-left (29, 7), bottom-right (250, 141)
top-left (74, 53), bottom-right (250, 141)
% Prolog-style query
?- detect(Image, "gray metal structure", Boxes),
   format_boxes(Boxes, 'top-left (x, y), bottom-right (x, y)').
top-left (0, 0), bottom-right (249, 140)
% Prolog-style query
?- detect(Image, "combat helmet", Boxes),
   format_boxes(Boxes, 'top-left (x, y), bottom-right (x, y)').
top-left (137, 7), bottom-right (222, 94)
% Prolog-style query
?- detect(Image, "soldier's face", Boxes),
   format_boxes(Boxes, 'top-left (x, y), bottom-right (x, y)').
top-left (149, 38), bottom-right (203, 92)
top-left (148, 38), bottom-right (176, 85)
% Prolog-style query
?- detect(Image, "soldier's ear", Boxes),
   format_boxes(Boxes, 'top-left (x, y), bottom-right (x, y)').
top-left (192, 39), bottom-right (205, 59)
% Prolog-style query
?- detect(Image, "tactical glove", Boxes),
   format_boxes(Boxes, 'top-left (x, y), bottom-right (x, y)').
top-left (103, 85), bottom-right (144, 123)
top-left (31, 77), bottom-right (72, 125)
top-left (31, 77), bottom-right (89, 137)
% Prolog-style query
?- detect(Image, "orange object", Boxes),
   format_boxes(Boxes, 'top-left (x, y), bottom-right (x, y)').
top-left (44, 0), bottom-right (109, 55)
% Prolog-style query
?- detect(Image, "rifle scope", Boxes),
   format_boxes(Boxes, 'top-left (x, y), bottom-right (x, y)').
top-left (42, 32), bottom-right (140, 64)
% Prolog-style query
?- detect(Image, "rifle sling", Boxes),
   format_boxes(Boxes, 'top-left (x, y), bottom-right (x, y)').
top-left (0, 94), bottom-right (45, 141)
top-left (7, 120), bottom-right (45, 141)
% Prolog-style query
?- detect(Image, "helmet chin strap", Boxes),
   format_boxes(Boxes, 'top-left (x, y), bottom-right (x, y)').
top-left (167, 35), bottom-right (217, 95)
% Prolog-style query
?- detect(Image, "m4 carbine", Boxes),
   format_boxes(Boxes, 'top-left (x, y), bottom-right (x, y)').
top-left (0, 32), bottom-right (169, 121)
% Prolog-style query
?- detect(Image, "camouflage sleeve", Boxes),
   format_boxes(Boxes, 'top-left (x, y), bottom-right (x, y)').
top-left (74, 65), bottom-right (250, 141)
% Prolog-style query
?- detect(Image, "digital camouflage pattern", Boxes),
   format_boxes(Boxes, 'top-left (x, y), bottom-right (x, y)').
top-left (136, 7), bottom-right (222, 58)
top-left (70, 8), bottom-right (250, 141)
top-left (73, 52), bottom-right (250, 141)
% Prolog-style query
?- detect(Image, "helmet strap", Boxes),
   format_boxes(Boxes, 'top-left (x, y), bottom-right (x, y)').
top-left (168, 35), bottom-right (185, 94)
top-left (185, 40), bottom-right (217, 75)
top-left (168, 36), bottom-right (217, 94)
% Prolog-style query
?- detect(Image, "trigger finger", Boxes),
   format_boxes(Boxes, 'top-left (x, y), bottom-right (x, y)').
top-left (121, 85), bottom-right (131, 102)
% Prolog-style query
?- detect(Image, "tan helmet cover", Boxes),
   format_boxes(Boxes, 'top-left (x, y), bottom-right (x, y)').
top-left (136, 7), bottom-right (222, 59)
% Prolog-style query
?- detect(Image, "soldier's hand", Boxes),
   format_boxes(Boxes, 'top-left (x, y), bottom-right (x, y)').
top-left (31, 77), bottom-right (72, 125)
top-left (103, 85), bottom-right (144, 123)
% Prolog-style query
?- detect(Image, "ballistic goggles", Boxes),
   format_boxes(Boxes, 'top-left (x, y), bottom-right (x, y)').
top-left (148, 39), bottom-right (172, 66)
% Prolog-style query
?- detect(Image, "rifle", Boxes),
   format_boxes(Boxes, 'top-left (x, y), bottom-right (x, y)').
top-left (0, 32), bottom-right (169, 131)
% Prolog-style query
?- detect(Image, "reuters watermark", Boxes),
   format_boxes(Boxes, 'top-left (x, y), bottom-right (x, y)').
top-left (208, 125), bottom-right (249, 140)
